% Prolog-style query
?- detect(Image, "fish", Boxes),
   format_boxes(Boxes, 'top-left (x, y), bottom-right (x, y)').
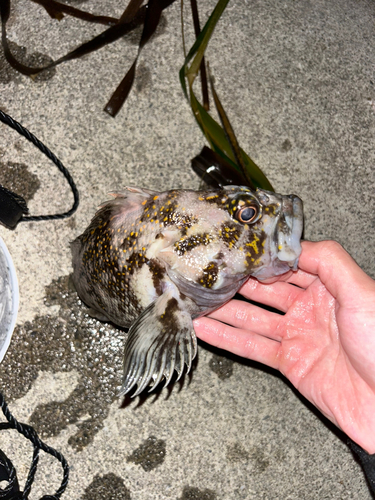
top-left (71, 185), bottom-right (303, 396)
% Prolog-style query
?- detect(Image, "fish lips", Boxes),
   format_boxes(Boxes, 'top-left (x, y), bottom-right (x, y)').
top-left (275, 194), bottom-right (303, 268)
top-left (254, 193), bottom-right (304, 281)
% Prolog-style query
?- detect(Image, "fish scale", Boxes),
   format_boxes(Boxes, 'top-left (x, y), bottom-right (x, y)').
top-left (71, 185), bottom-right (303, 396)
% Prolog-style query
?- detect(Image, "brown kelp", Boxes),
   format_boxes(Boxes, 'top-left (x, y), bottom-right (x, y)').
top-left (0, 0), bottom-right (177, 115)
top-left (1, 0), bottom-right (274, 190)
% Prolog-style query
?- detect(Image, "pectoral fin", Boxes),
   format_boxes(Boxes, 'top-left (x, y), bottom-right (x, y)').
top-left (120, 290), bottom-right (197, 397)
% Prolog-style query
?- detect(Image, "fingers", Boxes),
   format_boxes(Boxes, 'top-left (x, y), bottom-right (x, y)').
top-left (286, 269), bottom-right (318, 289)
top-left (258, 270), bottom-right (294, 284)
top-left (239, 278), bottom-right (304, 313)
top-left (259, 269), bottom-right (316, 289)
top-left (206, 298), bottom-right (284, 340)
top-left (193, 316), bottom-right (280, 369)
top-left (298, 240), bottom-right (375, 302)
top-left (236, 239), bottom-right (372, 311)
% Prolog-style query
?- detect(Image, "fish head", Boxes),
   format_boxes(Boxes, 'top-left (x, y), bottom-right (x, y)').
top-left (222, 186), bottom-right (303, 281)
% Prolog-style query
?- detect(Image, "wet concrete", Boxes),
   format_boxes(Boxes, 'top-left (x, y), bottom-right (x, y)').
top-left (0, 161), bottom-right (40, 201)
top-left (179, 486), bottom-right (217, 500)
top-left (2, 274), bottom-right (123, 450)
top-left (209, 353), bottom-right (234, 380)
top-left (0, 41), bottom-right (55, 84)
top-left (81, 473), bottom-right (131, 500)
top-left (127, 436), bottom-right (167, 472)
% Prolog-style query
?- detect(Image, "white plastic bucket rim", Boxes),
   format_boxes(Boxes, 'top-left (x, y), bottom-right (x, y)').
top-left (0, 236), bottom-right (19, 363)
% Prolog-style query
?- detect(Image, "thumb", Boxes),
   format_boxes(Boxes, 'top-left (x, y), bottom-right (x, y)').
top-left (298, 240), bottom-right (375, 303)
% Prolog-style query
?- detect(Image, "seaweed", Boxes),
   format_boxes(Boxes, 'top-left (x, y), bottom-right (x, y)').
top-left (191, 146), bottom-right (248, 189)
top-left (31, 0), bottom-right (118, 25)
top-left (180, 0), bottom-right (274, 191)
top-left (104, 0), bottom-right (177, 117)
top-left (0, 0), bottom-right (176, 114)
top-left (1, 0), bottom-right (274, 190)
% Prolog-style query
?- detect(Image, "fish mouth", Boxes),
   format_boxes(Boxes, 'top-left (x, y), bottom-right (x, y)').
top-left (253, 193), bottom-right (303, 281)
top-left (273, 194), bottom-right (303, 272)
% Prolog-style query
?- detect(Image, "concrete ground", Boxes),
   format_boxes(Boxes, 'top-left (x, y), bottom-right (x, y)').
top-left (0, 0), bottom-right (374, 498)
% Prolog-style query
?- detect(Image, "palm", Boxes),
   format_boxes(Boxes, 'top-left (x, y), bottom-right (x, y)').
top-left (272, 277), bottom-right (375, 436)
top-left (194, 241), bottom-right (375, 453)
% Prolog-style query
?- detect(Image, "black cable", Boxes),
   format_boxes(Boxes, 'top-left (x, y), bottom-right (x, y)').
top-left (0, 112), bottom-right (74, 495)
top-left (0, 391), bottom-right (69, 499)
top-left (0, 109), bottom-right (79, 222)
top-left (0, 448), bottom-right (19, 499)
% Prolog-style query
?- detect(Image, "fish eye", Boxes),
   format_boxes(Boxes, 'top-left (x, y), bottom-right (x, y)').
top-left (235, 204), bottom-right (259, 224)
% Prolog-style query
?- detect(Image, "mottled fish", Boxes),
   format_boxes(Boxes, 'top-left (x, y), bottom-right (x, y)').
top-left (71, 186), bottom-right (303, 396)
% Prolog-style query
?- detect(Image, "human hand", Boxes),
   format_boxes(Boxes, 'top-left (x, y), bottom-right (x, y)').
top-left (193, 241), bottom-right (375, 453)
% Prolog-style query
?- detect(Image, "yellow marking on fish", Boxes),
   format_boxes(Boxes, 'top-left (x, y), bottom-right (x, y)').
top-left (142, 200), bottom-right (147, 205)
top-left (153, 196), bottom-right (159, 200)
top-left (278, 244), bottom-right (283, 250)
top-left (246, 235), bottom-right (260, 254)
